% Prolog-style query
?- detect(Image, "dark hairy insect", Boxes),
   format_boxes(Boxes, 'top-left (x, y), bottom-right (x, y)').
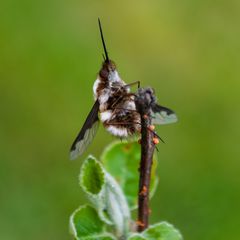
top-left (70, 19), bottom-right (177, 160)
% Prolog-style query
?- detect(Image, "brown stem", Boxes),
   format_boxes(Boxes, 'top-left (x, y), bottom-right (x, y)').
top-left (134, 87), bottom-right (158, 232)
top-left (137, 114), bottom-right (155, 232)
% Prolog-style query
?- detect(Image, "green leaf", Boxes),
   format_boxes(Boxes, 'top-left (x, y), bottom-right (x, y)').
top-left (142, 222), bottom-right (183, 240)
top-left (101, 141), bottom-right (158, 209)
top-left (81, 155), bottom-right (105, 195)
top-left (128, 222), bottom-right (182, 240)
top-left (69, 205), bottom-right (105, 239)
top-left (104, 172), bottom-right (130, 237)
top-left (79, 156), bottom-right (131, 237)
top-left (80, 156), bottom-right (112, 224)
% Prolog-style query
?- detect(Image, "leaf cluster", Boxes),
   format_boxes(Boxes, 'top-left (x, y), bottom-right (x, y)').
top-left (70, 141), bottom-right (182, 240)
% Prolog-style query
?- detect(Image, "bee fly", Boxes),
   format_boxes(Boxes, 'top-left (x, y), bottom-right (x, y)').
top-left (70, 19), bottom-right (177, 160)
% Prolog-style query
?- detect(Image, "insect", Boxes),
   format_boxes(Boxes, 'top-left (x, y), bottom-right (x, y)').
top-left (70, 19), bottom-right (177, 160)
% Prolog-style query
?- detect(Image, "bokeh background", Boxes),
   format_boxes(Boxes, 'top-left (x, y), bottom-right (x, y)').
top-left (1, 0), bottom-right (240, 239)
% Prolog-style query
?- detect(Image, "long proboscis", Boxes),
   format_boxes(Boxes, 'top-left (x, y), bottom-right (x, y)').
top-left (98, 18), bottom-right (109, 62)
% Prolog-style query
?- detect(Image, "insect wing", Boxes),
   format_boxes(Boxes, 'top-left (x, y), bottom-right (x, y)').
top-left (70, 100), bottom-right (100, 160)
top-left (151, 104), bottom-right (178, 125)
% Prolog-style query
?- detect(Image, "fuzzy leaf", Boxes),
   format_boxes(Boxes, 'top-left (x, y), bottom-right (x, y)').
top-left (80, 156), bottom-right (112, 224)
top-left (104, 172), bottom-right (130, 237)
top-left (81, 155), bottom-right (105, 194)
top-left (142, 222), bottom-right (183, 240)
top-left (79, 156), bottom-right (131, 237)
top-left (101, 141), bottom-right (158, 209)
top-left (69, 205), bottom-right (105, 239)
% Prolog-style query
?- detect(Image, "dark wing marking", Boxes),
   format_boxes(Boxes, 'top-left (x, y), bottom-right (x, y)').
top-left (151, 104), bottom-right (178, 125)
top-left (70, 100), bottom-right (100, 160)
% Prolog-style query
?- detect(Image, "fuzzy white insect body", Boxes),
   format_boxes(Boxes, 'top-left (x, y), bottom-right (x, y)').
top-left (106, 125), bottom-right (128, 137)
top-left (70, 20), bottom-right (143, 160)
top-left (108, 70), bottom-right (122, 83)
top-left (100, 110), bottom-right (113, 122)
top-left (93, 78), bottom-right (100, 99)
top-left (93, 60), bottom-right (141, 139)
top-left (123, 100), bottom-right (136, 110)
top-left (98, 89), bottom-right (111, 105)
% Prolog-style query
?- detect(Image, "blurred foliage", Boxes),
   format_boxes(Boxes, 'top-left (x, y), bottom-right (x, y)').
top-left (0, 0), bottom-right (240, 239)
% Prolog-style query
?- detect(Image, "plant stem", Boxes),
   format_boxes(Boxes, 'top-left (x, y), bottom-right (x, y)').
top-left (135, 88), bottom-right (156, 232)
top-left (137, 114), bottom-right (155, 232)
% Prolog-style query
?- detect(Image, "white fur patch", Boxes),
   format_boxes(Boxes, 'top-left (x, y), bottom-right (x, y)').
top-left (98, 89), bottom-right (110, 105)
top-left (125, 101), bottom-right (136, 110)
top-left (93, 79), bottom-right (101, 99)
top-left (106, 125), bottom-right (128, 137)
top-left (100, 110), bottom-right (112, 122)
top-left (109, 70), bottom-right (122, 82)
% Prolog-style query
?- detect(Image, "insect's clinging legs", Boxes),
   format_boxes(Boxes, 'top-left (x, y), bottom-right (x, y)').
top-left (124, 81), bottom-right (141, 89)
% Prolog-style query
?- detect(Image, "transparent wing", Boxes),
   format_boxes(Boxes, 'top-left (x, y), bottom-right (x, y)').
top-left (70, 100), bottom-right (100, 160)
top-left (151, 104), bottom-right (178, 125)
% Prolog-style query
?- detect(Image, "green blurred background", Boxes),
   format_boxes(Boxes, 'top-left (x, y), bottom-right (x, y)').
top-left (1, 0), bottom-right (240, 239)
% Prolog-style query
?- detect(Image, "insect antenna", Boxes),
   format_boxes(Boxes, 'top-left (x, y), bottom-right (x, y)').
top-left (98, 18), bottom-right (109, 62)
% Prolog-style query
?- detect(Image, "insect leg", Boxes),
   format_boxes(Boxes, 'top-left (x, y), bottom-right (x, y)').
top-left (111, 93), bottom-right (136, 108)
top-left (124, 81), bottom-right (140, 89)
